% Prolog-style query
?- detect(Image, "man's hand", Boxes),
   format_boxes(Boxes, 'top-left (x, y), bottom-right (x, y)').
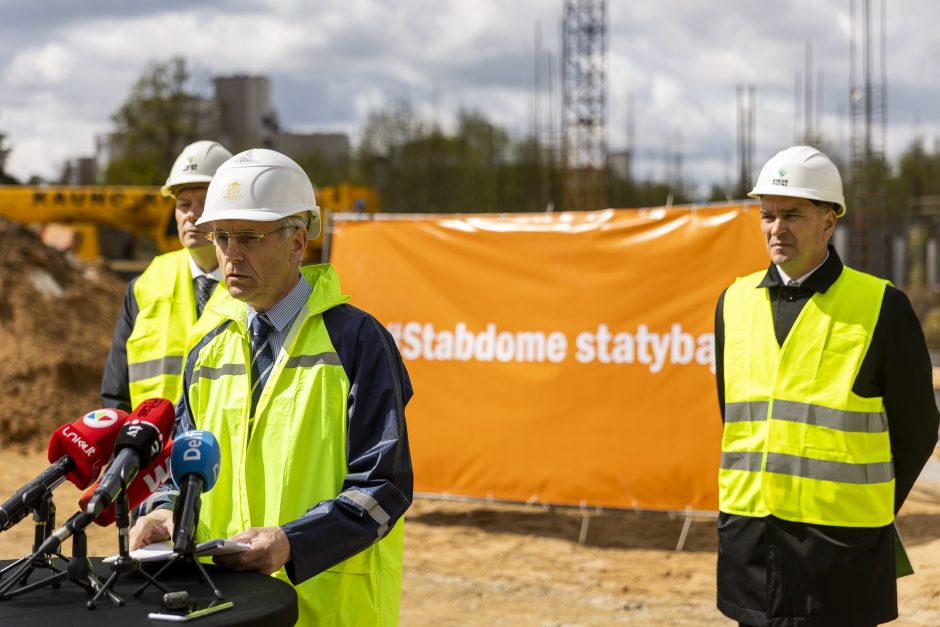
top-left (213, 526), bottom-right (291, 575)
top-left (129, 508), bottom-right (175, 550)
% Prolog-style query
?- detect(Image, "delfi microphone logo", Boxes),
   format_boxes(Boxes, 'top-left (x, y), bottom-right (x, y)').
top-left (82, 409), bottom-right (121, 429)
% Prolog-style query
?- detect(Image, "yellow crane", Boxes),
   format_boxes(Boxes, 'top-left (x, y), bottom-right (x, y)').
top-left (0, 183), bottom-right (378, 270)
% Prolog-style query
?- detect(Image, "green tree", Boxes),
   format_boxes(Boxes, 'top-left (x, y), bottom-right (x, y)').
top-left (356, 104), bottom-right (550, 214)
top-left (104, 57), bottom-right (212, 185)
top-left (886, 137), bottom-right (940, 216)
top-left (356, 101), bottom-right (425, 211)
top-left (448, 111), bottom-right (511, 212)
top-left (609, 169), bottom-right (691, 209)
top-left (0, 131), bottom-right (17, 184)
top-left (355, 102), bottom-right (704, 214)
top-left (706, 183), bottom-right (733, 203)
top-left (295, 149), bottom-right (346, 188)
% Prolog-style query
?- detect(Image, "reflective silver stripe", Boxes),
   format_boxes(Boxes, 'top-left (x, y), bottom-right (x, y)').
top-left (284, 353), bottom-right (342, 369)
top-left (725, 401), bottom-right (769, 423)
top-left (771, 400), bottom-right (887, 433)
top-left (341, 489), bottom-right (391, 538)
top-left (128, 356), bottom-right (184, 383)
top-left (720, 451), bottom-right (764, 472)
top-left (190, 363), bottom-right (247, 386)
top-left (766, 452), bottom-right (894, 485)
top-left (139, 489), bottom-right (179, 515)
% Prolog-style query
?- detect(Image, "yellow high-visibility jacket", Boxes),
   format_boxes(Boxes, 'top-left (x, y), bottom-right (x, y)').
top-left (180, 264), bottom-right (412, 626)
top-left (126, 249), bottom-right (224, 408)
top-left (720, 266), bottom-right (893, 527)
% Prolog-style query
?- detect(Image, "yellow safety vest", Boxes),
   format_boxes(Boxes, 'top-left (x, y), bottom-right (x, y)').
top-left (126, 249), bottom-right (224, 408)
top-left (720, 266), bottom-right (894, 527)
top-left (186, 264), bottom-right (404, 627)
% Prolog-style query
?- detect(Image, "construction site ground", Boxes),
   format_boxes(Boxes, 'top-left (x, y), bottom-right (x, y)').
top-left (0, 449), bottom-right (938, 625)
top-left (1, 219), bottom-right (939, 625)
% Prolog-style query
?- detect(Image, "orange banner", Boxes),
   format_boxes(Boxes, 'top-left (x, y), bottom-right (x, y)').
top-left (330, 204), bottom-right (768, 511)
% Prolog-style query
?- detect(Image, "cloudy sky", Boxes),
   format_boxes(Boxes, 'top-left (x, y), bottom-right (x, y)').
top-left (1, 0), bottom-right (938, 196)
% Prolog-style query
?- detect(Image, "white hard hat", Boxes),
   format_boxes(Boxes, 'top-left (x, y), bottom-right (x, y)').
top-left (748, 145), bottom-right (846, 217)
top-left (162, 140), bottom-right (233, 198)
top-left (196, 148), bottom-right (321, 238)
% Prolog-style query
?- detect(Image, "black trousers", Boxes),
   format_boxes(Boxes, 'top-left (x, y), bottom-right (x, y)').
top-left (739, 624), bottom-right (876, 627)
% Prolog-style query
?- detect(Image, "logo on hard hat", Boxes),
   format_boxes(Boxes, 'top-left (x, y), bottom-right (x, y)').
top-left (772, 167), bottom-right (789, 187)
top-left (182, 155), bottom-right (198, 173)
top-left (225, 181), bottom-right (242, 200)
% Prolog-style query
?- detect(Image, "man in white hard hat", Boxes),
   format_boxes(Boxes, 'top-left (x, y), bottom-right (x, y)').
top-left (129, 148), bottom-right (413, 626)
top-left (101, 140), bottom-right (233, 412)
top-left (714, 145), bottom-right (938, 626)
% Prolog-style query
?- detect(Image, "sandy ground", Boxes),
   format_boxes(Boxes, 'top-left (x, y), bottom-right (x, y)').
top-left (0, 449), bottom-right (938, 625)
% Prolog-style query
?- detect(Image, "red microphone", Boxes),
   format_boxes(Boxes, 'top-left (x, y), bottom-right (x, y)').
top-left (32, 399), bottom-right (176, 554)
top-left (48, 408), bottom-right (130, 488)
top-left (129, 398), bottom-right (177, 441)
top-left (0, 408), bottom-right (129, 532)
top-left (79, 439), bottom-right (173, 527)
top-left (82, 398), bottom-right (176, 519)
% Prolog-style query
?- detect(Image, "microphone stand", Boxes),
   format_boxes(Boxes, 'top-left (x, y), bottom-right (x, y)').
top-left (133, 500), bottom-right (225, 601)
top-left (133, 550), bottom-right (226, 601)
top-left (0, 485), bottom-right (66, 596)
top-left (88, 490), bottom-right (170, 609)
top-left (0, 524), bottom-right (122, 606)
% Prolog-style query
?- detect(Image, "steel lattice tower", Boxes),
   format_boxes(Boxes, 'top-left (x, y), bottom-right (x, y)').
top-left (561, 0), bottom-right (608, 211)
top-left (848, 0), bottom-right (889, 278)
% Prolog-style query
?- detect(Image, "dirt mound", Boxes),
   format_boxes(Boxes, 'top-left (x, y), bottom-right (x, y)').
top-left (0, 218), bottom-right (126, 449)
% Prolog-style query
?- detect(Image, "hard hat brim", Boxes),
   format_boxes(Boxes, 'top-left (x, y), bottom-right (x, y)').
top-left (748, 187), bottom-right (846, 218)
top-left (195, 207), bottom-right (302, 226)
top-left (161, 174), bottom-right (214, 198)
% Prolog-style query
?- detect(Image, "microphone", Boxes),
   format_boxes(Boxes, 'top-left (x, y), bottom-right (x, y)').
top-left (170, 430), bottom-right (221, 554)
top-left (33, 402), bottom-right (175, 556)
top-left (34, 439), bottom-right (174, 557)
top-left (78, 439), bottom-right (173, 527)
top-left (84, 398), bottom-right (175, 519)
top-left (0, 408), bottom-right (128, 532)
top-left (34, 510), bottom-right (98, 556)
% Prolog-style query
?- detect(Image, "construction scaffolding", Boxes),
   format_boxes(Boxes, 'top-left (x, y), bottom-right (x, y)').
top-left (848, 0), bottom-right (890, 279)
top-left (561, 0), bottom-right (608, 211)
top-left (736, 85), bottom-right (756, 199)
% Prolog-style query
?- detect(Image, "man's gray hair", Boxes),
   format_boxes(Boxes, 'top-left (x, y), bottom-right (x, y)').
top-left (278, 213), bottom-right (309, 238)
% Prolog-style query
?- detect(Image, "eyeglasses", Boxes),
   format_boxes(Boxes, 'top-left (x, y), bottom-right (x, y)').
top-left (205, 226), bottom-right (297, 247)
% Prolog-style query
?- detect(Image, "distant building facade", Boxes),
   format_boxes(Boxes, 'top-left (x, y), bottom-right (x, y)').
top-left (214, 74), bottom-right (349, 167)
top-left (60, 157), bottom-right (98, 185)
top-left (91, 73), bottom-right (349, 184)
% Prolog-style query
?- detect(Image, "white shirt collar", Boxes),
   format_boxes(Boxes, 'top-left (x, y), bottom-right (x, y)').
top-left (187, 253), bottom-right (222, 281)
top-left (776, 250), bottom-right (829, 287)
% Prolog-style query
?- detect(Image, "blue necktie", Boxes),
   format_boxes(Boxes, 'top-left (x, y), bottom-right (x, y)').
top-left (249, 315), bottom-right (275, 415)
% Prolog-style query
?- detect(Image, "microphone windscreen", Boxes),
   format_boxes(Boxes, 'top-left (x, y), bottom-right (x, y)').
top-left (113, 420), bottom-right (163, 468)
top-left (170, 431), bottom-right (221, 492)
top-left (47, 408), bottom-right (129, 489)
top-left (128, 398), bottom-right (176, 440)
top-left (79, 439), bottom-right (174, 527)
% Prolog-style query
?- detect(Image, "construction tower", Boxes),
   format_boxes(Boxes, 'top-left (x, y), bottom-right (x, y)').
top-left (737, 85), bottom-right (756, 199)
top-left (561, 0), bottom-right (608, 211)
top-left (848, 0), bottom-right (889, 278)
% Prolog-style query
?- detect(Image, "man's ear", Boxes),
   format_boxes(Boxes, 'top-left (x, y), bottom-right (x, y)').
top-left (823, 207), bottom-right (837, 239)
top-left (290, 227), bottom-right (308, 262)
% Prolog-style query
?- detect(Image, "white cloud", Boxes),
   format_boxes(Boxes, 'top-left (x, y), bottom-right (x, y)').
top-left (1, 0), bottom-right (939, 194)
top-left (5, 43), bottom-right (75, 88)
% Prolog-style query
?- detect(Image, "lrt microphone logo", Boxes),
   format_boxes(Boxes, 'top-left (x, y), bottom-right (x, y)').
top-left (82, 409), bottom-right (121, 429)
top-left (62, 425), bottom-right (97, 458)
